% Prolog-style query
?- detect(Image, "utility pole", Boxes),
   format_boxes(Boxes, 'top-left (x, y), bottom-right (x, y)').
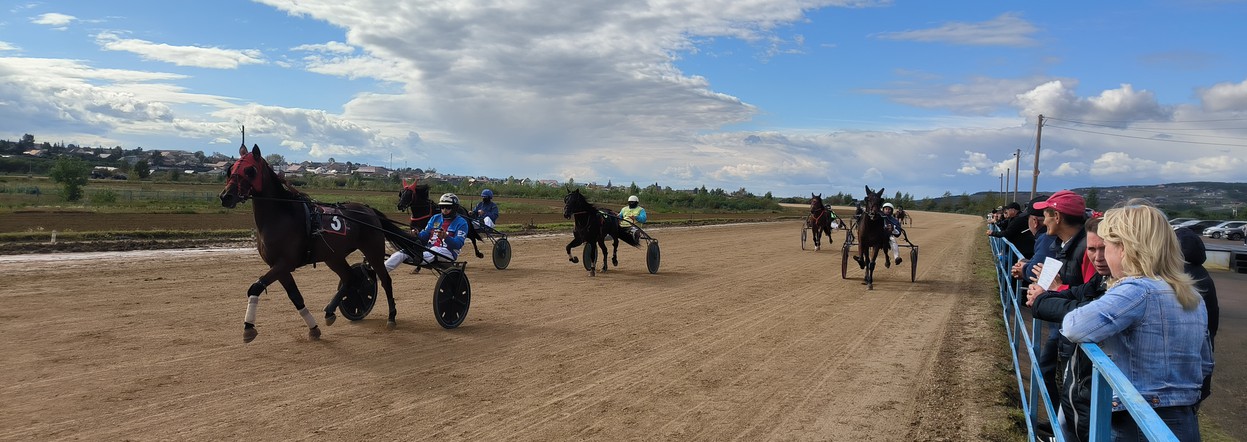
top-left (1030, 115), bottom-right (1044, 200)
top-left (1000, 173), bottom-right (1005, 205)
top-left (1006, 168), bottom-right (1011, 204)
top-left (1013, 148), bottom-right (1021, 203)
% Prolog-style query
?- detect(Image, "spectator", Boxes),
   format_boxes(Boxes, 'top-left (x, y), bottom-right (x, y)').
top-left (1175, 226), bottom-right (1220, 404)
top-left (987, 201), bottom-right (1035, 259)
top-left (1062, 204), bottom-right (1213, 441)
top-left (1014, 195), bottom-right (1051, 282)
top-left (1029, 190), bottom-right (1089, 421)
top-left (1027, 216), bottom-right (1109, 442)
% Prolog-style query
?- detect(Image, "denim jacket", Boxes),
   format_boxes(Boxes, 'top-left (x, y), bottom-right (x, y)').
top-left (1061, 277), bottom-right (1213, 411)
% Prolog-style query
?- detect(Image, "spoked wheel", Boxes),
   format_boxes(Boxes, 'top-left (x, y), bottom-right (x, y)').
top-left (910, 247), bottom-right (919, 282)
top-left (646, 241), bottom-right (661, 274)
top-left (337, 262), bottom-right (377, 321)
top-left (800, 227), bottom-right (808, 250)
top-left (492, 238), bottom-right (512, 270)
top-left (433, 267), bottom-right (471, 329)
top-left (840, 242), bottom-right (851, 279)
top-left (582, 242), bottom-right (597, 274)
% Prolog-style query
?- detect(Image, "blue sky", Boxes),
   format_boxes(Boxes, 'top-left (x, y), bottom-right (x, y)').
top-left (2, 0), bottom-right (1246, 199)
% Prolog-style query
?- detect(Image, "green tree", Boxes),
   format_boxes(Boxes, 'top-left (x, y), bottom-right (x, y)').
top-left (133, 159), bottom-right (151, 179)
top-left (1085, 187), bottom-right (1100, 211)
top-left (49, 156), bottom-right (90, 201)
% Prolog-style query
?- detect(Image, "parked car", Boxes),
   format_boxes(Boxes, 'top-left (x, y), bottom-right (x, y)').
top-left (1169, 217), bottom-right (1195, 226)
top-left (1202, 221), bottom-right (1247, 240)
top-left (1173, 220), bottom-right (1222, 235)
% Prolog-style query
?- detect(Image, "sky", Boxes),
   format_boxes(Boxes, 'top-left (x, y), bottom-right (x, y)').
top-left (2, 0), bottom-right (1246, 200)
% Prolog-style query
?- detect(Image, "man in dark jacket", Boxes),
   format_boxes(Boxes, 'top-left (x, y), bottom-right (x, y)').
top-left (1028, 190), bottom-right (1088, 423)
top-left (1175, 227), bottom-right (1220, 403)
top-left (1027, 216), bottom-right (1109, 442)
top-left (987, 201), bottom-right (1035, 258)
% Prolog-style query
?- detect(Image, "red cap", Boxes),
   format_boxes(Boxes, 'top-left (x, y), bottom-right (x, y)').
top-left (1034, 190), bottom-right (1086, 217)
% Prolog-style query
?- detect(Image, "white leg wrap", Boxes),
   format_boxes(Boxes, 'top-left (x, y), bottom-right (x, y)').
top-left (299, 307), bottom-right (318, 329)
top-left (245, 295), bottom-right (259, 324)
top-left (890, 238), bottom-right (900, 258)
top-left (385, 252), bottom-right (406, 271)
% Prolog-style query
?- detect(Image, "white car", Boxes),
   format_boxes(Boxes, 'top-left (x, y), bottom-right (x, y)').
top-left (1202, 221), bottom-right (1247, 240)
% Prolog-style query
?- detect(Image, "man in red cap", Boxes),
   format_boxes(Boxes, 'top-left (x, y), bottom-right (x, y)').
top-left (1028, 189), bottom-right (1090, 421)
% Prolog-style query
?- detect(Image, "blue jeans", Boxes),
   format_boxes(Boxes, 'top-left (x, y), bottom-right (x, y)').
top-left (1111, 405), bottom-right (1200, 441)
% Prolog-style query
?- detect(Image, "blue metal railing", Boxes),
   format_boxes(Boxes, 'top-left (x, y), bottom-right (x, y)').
top-left (987, 225), bottom-right (1177, 441)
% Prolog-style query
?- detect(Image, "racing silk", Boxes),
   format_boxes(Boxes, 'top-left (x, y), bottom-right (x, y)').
top-left (473, 200), bottom-right (500, 222)
top-left (619, 205), bottom-right (647, 225)
top-left (418, 213), bottom-right (469, 258)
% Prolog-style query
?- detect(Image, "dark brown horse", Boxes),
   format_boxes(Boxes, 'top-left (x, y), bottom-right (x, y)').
top-left (396, 179), bottom-right (485, 259)
top-left (896, 208), bottom-right (912, 226)
top-left (807, 193), bottom-right (835, 250)
top-left (220, 144), bottom-right (410, 342)
top-left (851, 185), bottom-right (889, 289)
top-left (562, 188), bottom-right (639, 276)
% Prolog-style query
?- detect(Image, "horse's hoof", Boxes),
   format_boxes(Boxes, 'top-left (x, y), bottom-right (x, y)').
top-left (884, 259), bottom-right (891, 268)
top-left (815, 245), bottom-right (821, 251)
top-left (308, 326), bottom-right (321, 340)
top-left (570, 257), bottom-right (579, 264)
top-left (325, 313), bottom-right (337, 326)
top-left (386, 320), bottom-right (396, 330)
top-left (895, 257), bottom-right (903, 265)
top-left (243, 328), bottom-right (258, 343)
top-left (475, 252), bottom-right (484, 259)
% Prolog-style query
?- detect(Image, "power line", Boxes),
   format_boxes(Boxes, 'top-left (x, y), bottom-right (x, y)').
top-left (1044, 118), bottom-right (1247, 141)
top-left (1044, 123), bottom-right (1247, 147)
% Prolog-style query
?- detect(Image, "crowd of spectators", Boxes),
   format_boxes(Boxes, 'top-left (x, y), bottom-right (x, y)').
top-left (990, 192), bottom-right (1218, 442)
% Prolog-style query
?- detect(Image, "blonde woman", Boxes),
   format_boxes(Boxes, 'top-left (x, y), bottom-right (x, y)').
top-left (1061, 204), bottom-right (1213, 441)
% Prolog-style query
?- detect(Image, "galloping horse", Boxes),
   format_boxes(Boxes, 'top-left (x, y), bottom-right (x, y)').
top-left (896, 208), bottom-right (912, 226)
top-left (851, 185), bottom-right (890, 290)
top-left (563, 189), bottom-right (640, 275)
top-left (220, 144), bottom-right (410, 342)
top-left (396, 179), bottom-right (486, 259)
top-left (806, 193), bottom-right (835, 250)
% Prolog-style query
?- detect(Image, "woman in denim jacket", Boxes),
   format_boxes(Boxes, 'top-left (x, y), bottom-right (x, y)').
top-left (1061, 204), bottom-right (1213, 441)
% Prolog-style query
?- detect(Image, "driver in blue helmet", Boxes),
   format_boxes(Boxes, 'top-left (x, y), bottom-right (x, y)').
top-left (472, 189), bottom-right (499, 228)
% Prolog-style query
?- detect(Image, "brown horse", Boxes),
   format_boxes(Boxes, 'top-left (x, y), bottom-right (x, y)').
top-left (807, 193), bottom-right (835, 250)
top-left (851, 185), bottom-right (889, 289)
top-left (220, 144), bottom-right (410, 342)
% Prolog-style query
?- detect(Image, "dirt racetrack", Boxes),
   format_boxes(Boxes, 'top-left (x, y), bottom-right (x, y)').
top-left (0, 211), bottom-right (1009, 440)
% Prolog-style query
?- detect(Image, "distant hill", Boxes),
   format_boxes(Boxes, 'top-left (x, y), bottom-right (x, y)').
top-left (926, 182), bottom-right (1247, 220)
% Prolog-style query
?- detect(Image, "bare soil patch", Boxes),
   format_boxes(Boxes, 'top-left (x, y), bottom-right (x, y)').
top-left (0, 211), bottom-right (1011, 440)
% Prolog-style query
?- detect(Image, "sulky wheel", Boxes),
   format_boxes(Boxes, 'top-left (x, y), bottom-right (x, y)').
top-left (582, 242), bottom-right (597, 272)
top-left (840, 242), bottom-right (851, 279)
top-left (338, 262), bottom-right (378, 321)
top-left (433, 267), bottom-right (471, 329)
top-left (800, 227), bottom-right (807, 250)
top-left (646, 241), bottom-right (661, 274)
top-left (492, 238), bottom-right (512, 270)
top-left (910, 247), bottom-right (919, 282)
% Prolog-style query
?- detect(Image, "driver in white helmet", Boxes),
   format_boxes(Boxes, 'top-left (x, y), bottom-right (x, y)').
top-left (881, 202), bottom-right (904, 266)
top-left (385, 192), bottom-right (469, 271)
top-left (620, 195), bottom-right (647, 241)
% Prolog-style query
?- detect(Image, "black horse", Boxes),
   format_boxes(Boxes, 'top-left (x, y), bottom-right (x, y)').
top-left (807, 193), bottom-right (835, 250)
top-left (220, 144), bottom-right (412, 342)
top-left (562, 189), bottom-right (640, 275)
top-left (852, 185), bottom-right (890, 290)
top-left (896, 208), bottom-right (912, 226)
top-left (396, 179), bottom-right (486, 259)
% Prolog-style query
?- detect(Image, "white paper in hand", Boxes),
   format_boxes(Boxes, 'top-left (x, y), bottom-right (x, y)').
top-left (1036, 257), bottom-right (1064, 291)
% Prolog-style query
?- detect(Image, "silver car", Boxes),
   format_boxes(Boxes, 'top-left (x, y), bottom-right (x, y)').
top-left (1202, 221), bottom-right (1247, 240)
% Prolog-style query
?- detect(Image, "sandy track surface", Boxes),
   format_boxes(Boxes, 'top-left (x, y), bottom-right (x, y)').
top-left (0, 211), bottom-right (1005, 441)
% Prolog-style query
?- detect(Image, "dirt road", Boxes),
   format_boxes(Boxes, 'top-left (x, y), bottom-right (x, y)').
top-left (0, 211), bottom-right (1009, 440)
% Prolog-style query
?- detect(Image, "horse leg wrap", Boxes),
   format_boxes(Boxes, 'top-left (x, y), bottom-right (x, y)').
top-left (244, 295), bottom-right (259, 325)
top-left (247, 280), bottom-right (268, 297)
top-left (299, 307), bottom-right (318, 329)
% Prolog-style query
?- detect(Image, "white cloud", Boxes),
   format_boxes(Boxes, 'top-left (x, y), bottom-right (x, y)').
top-left (958, 151), bottom-right (992, 175)
top-left (1198, 78), bottom-right (1247, 112)
top-left (292, 41), bottom-right (355, 54)
top-left (1015, 81), bottom-right (1167, 123)
top-left (0, 41), bottom-right (18, 51)
top-left (1051, 162), bottom-right (1081, 176)
top-left (875, 12), bottom-right (1038, 47)
top-left (31, 13), bottom-right (76, 28)
top-left (95, 32), bottom-right (266, 69)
